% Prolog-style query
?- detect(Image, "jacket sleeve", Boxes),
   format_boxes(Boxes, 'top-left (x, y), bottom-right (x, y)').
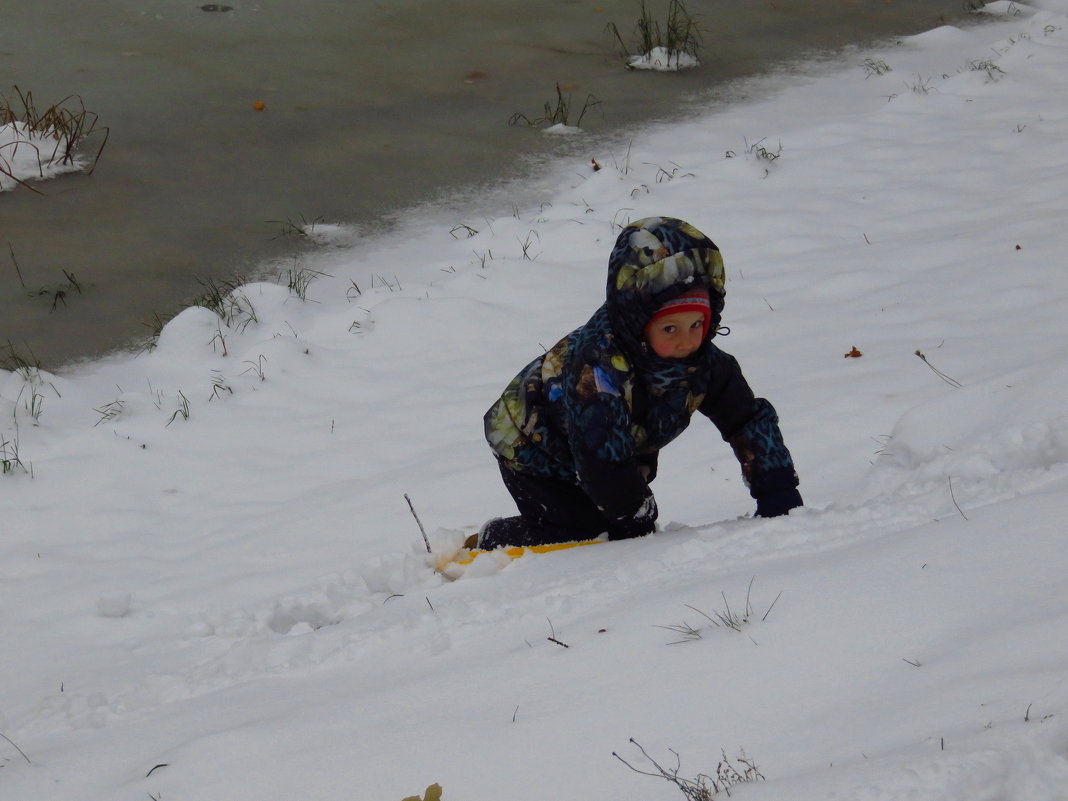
top-left (699, 350), bottom-right (802, 512)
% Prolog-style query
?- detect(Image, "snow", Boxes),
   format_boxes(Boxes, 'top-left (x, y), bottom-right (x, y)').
top-left (3, 2), bottom-right (1068, 799)
top-left (541, 122), bottom-right (585, 136)
top-left (627, 46), bottom-right (700, 71)
top-left (0, 121), bottom-right (87, 191)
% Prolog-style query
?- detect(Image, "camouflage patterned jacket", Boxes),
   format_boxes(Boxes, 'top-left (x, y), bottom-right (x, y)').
top-left (484, 217), bottom-right (800, 523)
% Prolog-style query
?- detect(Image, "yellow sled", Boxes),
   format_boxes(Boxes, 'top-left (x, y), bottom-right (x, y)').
top-left (434, 536), bottom-right (606, 579)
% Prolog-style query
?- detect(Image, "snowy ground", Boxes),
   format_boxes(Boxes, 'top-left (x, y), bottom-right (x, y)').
top-left (3, 2), bottom-right (1068, 799)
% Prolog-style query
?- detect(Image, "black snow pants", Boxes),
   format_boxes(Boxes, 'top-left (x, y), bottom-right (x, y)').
top-left (479, 458), bottom-right (653, 549)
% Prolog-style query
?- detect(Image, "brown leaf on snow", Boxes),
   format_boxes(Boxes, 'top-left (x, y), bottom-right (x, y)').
top-left (844, 346), bottom-right (863, 358)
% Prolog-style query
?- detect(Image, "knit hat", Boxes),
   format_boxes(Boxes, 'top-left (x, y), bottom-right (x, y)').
top-left (644, 288), bottom-right (712, 339)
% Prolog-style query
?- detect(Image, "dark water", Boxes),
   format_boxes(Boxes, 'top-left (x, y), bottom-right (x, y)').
top-left (1, 0), bottom-right (969, 369)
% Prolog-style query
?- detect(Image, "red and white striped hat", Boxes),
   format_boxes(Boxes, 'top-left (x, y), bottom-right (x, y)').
top-left (644, 288), bottom-right (712, 338)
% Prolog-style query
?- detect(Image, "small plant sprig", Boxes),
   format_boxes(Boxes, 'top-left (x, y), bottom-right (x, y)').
top-left (93, 398), bottom-right (125, 427)
top-left (285, 264), bottom-right (329, 302)
top-left (370, 273), bottom-right (402, 292)
top-left (863, 58), bottom-right (892, 77)
top-left (450, 223), bottom-right (479, 239)
top-left (267, 213), bottom-right (325, 241)
top-left (518, 230), bottom-right (541, 260)
top-left (0, 341), bottom-right (42, 375)
top-left (657, 579), bottom-right (782, 643)
top-left (509, 83), bottom-right (602, 129)
top-left (140, 311), bottom-right (173, 351)
top-left (18, 386), bottom-right (45, 426)
top-left (32, 268), bottom-right (84, 312)
top-left (193, 276), bottom-right (258, 331)
top-left (908, 74), bottom-right (934, 95)
top-left (969, 59), bottom-right (1006, 81)
top-left (914, 349), bottom-right (962, 388)
top-left (607, 0), bottom-right (702, 69)
top-left (3, 344), bottom-right (59, 427)
top-left (0, 431), bottom-right (30, 476)
top-left (745, 137), bottom-right (782, 163)
top-left (208, 371), bottom-right (233, 401)
top-left (651, 161), bottom-right (695, 183)
top-left (614, 739), bottom-right (764, 800)
top-left (1, 85), bottom-right (109, 192)
top-left (165, 390), bottom-right (190, 426)
top-left (242, 354), bottom-right (267, 381)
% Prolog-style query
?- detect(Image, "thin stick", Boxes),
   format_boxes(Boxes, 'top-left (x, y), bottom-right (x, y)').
top-left (547, 618), bottom-right (570, 648)
top-left (914, 350), bottom-right (962, 388)
top-left (762, 590), bottom-right (783, 622)
top-left (0, 731), bottom-right (31, 764)
top-left (8, 243), bottom-right (26, 289)
top-left (948, 476), bottom-right (968, 520)
top-left (404, 493), bottom-right (431, 553)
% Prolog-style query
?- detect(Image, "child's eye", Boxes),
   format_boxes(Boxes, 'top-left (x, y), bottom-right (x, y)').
top-left (690, 320), bottom-right (703, 330)
top-left (662, 325), bottom-right (677, 334)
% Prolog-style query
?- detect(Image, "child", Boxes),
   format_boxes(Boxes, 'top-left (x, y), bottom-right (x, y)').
top-left (478, 216), bottom-right (801, 549)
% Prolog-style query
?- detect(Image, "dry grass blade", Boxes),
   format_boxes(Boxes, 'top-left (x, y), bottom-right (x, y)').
top-left (614, 738), bottom-right (764, 800)
top-left (0, 731), bottom-right (31, 764)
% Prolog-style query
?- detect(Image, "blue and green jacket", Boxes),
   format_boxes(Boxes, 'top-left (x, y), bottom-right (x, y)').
top-left (484, 217), bottom-right (800, 522)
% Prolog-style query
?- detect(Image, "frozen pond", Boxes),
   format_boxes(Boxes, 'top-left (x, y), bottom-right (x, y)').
top-left (1, 0), bottom-right (969, 367)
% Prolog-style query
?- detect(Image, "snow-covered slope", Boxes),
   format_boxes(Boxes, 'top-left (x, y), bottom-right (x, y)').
top-left (3, 3), bottom-right (1068, 799)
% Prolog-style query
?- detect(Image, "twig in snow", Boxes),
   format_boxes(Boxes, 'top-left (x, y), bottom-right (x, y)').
top-left (404, 493), bottom-right (431, 553)
top-left (914, 350), bottom-right (962, 388)
top-left (0, 731), bottom-right (31, 764)
top-left (547, 618), bottom-right (570, 648)
top-left (761, 590), bottom-right (783, 622)
top-left (948, 476), bottom-right (968, 520)
top-left (614, 738), bottom-right (765, 800)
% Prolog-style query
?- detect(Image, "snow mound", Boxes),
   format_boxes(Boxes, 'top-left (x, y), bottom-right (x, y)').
top-left (0, 121), bottom-right (88, 191)
top-left (885, 362), bottom-right (1068, 477)
top-left (627, 47), bottom-right (700, 71)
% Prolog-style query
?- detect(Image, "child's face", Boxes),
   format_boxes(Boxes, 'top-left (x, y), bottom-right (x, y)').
top-left (645, 310), bottom-right (706, 359)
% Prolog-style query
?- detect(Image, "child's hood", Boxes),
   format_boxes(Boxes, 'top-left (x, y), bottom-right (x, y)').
top-left (605, 216), bottom-right (726, 359)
